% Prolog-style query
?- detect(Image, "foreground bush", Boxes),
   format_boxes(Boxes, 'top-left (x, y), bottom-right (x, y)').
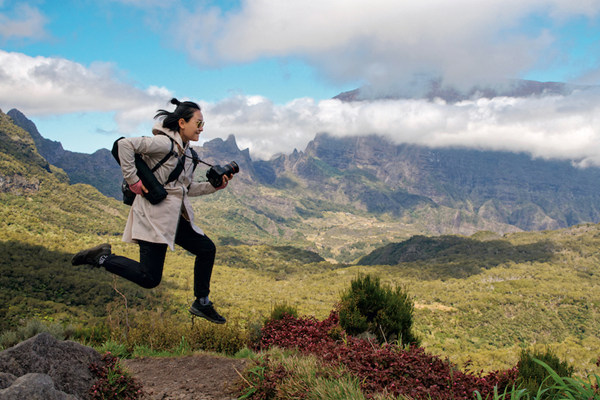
top-left (252, 311), bottom-right (517, 399)
top-left (516, 348), bottom-right (574, 398)
top-left (338, 274), bottom-right (420, 346)
top-left (475, 359), bottom-right (600, 400)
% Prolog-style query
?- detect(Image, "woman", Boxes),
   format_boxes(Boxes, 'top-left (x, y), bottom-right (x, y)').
top-left (72, 98), bottom-right (230, 324)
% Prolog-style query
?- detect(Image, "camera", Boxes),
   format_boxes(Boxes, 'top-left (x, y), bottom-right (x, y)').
top-left (206, 161), bottom-right (239, 187)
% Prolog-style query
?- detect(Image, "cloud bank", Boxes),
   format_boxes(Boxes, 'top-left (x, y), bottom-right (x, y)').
top-left (0, 50), bottom-right (172, 133)
top-left (201, 90), bottom-right (600, 167)
top-left (0, 3), bottom-right (48, 41)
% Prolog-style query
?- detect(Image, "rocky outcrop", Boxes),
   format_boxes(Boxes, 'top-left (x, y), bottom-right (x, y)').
top-left (0, 333), bottom-right (102, 399)
top-left (0, 174), bottom-right (40, 194)
top-left (0, 373), bottom-right (77, 399)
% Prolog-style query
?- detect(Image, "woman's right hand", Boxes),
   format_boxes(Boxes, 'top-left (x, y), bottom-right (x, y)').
top-left (129, 180), bottom-right (148, 195)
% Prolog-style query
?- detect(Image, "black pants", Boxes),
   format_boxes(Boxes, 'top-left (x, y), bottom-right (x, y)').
top-left (103, 216), bottom-right (216, 298)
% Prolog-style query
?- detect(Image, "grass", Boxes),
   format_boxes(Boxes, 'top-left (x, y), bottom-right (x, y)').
top-left (1, 154), bottom-right (600, 379)
top-left (474, 359), bottom-right (600, 400)
top-left (3, 218), bottom-right (600, 377)
top-left (237, 348), bottom-right (370, 400)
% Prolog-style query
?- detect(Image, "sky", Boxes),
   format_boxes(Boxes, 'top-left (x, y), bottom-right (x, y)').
top-left (1, 1), bottom-right (600, 166)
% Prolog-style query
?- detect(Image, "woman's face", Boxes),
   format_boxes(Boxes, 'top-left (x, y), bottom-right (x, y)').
top-left (179, 109), bottom-right (204, 143)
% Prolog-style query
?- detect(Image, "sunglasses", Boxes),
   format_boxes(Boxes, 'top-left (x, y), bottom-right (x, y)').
top-left (197, 120), bottom-right (205, 128)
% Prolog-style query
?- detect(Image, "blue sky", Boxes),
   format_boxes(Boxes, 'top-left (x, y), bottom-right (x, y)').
top-left (2, 0), bottom-right (600, 165)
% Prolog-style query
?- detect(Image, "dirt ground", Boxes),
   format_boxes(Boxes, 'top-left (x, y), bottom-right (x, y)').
top-left (124, 354), bottom-right (249, 400)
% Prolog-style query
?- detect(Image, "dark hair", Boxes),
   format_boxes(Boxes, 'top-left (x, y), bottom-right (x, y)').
top-left (154, 98), bottom-right (201, 132)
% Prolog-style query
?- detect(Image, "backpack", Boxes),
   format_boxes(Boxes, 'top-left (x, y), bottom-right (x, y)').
top-left (111, 136), bottom-right (199, 205)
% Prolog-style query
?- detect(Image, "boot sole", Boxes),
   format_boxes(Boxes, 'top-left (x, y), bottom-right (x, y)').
top-left (71, 244), bottom-right (111, 266)
top-left (189, 307), bottom-right (227, 324)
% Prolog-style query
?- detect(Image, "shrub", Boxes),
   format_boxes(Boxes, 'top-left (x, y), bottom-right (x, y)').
top-left (268, 302), bottom-right (299, 322)
top-left (338, 274), bottom-right (419, 346)
top-left (186, 322), bottom-right (249, 355)
top-left (72, 323), bottom-right (111, 346)
top-left (516, 348), bottom-right (574, 397)
top-left (124, 311), bottom-right (248, 356)
top-left (126, 313), bottom-right (186, 352)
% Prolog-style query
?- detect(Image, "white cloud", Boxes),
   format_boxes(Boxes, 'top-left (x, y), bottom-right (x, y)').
top-left (0, 3), bottom-right (48, 41)
top-left (0, 50), bottom-right (173, 134)
top-left (173, 0), bottom-right (600, 93)
top-left (2, 46), bottom-right (599, 167)
top-left (200, 89), bottom-right (600, 167)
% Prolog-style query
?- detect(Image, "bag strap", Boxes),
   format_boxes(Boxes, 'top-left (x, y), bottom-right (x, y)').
top-left (164, 147), bottom-right (201, 185)
top-left (150, 138), bottom-right (175, 172)
top-left (165, 156), bottom-right (184, 185)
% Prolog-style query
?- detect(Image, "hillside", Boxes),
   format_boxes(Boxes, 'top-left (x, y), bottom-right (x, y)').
top-left (1, 106), bottom-right (600, 376)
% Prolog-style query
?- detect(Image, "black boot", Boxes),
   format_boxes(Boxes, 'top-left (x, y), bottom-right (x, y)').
top-left (71, 243), bottom-right (111, 267)
top-left (189, 300), bottom-right (226, 324)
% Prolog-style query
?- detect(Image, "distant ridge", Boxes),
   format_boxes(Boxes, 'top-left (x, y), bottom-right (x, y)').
top-left (7, 109), bottom-right (122, 199)
top-left (4, 98), bottom-right (600, 245)
top-left (334, 79), bottom-right (593, 102)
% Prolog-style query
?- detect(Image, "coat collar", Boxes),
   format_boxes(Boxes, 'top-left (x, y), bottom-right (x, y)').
top-left (152, 122), bottom-right (188, 152)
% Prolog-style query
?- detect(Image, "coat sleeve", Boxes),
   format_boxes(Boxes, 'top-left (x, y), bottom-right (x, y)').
top-left (118, 136), bottom-right (172, 185)
top-left (187, 181), bottom-right (217, 197)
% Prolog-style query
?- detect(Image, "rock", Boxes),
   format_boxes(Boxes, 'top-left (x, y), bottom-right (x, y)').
top-left (0, 372), bottom-right (16, 389)
top-left (0, 373), bottom-right (78, 399)
top-left (0, 332), bottom-right (102, 399)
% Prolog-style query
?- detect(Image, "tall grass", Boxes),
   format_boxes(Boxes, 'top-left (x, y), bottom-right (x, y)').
top-left (474, 359), bottom-right (600, 400)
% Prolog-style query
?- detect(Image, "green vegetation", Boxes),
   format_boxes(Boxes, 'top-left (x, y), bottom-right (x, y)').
top-left (516, 348), bottom-right (574, 397)
top-left (338, 274), bottom-right (419, 346)
top-left (474, 359), bottom-right (600, 400)
top-left (3, 109), bottom-right (600, 397)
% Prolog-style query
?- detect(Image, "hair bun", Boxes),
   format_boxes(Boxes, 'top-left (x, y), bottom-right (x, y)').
top-left (170, 98), bottom-right (181, 106)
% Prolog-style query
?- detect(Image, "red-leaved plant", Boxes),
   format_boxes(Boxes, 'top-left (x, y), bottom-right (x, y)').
top-left (89, 352), bottom-right (144, 400)
top-left (255, 311), bottom-right (517, 399)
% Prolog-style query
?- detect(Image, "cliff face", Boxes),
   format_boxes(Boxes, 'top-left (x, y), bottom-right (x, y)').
top-left (256, 133), bottom-right (600, 231)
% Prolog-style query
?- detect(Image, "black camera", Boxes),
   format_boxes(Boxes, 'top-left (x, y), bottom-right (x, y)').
top-left (206, 161), bottom-right (239, 187)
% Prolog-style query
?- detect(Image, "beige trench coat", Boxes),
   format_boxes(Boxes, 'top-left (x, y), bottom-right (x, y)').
top-left (117, 123), bottom-right (216, 250)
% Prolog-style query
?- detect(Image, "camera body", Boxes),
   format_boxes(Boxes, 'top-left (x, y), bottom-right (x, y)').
top-left (206, 161), bottom-right (239, 187)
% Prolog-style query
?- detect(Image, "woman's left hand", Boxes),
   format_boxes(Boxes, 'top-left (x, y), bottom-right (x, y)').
top-left (216, 174), bottom-right (231, 190)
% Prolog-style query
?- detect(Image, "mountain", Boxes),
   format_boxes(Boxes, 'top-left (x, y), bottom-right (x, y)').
top-left (190, 132), bottom-right (600, 231)
top-left (5, 96), bottom-right (600, 262)
top-left (334, 79), bottom-right (592, 102)
top-left (7, 109), bottom-right (122, 199)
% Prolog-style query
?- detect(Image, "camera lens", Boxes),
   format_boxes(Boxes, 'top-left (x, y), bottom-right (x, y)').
top-left (226, 161), bottom-right (239, 174)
